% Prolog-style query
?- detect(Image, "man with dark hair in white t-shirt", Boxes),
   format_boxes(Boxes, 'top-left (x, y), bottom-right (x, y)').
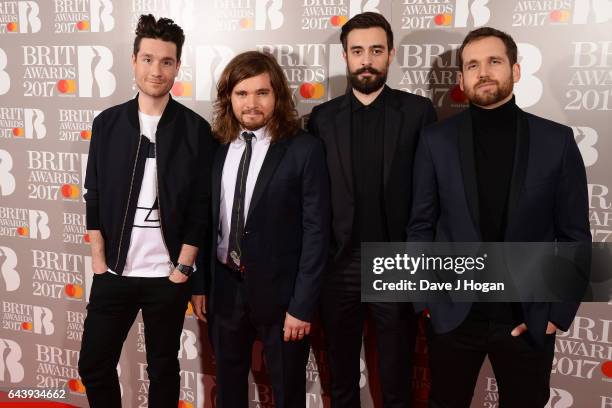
top-left (78, 15), bottom-right (216, 408)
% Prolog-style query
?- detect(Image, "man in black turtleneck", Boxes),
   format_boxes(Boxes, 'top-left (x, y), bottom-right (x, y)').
top-left (407, 27), bottom-right (590, 408)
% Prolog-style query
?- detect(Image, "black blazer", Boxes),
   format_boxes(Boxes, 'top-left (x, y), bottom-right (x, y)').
top-left (406, 108), bottom-right (591, 342)
top-left (198, 130), bottom-right (330, 325)
top-left (308, 86), bottom-right (437, 267)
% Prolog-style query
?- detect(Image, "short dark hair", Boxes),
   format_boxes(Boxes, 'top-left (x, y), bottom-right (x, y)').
top-left (340, 12), bottom-right (393, 52)
top-left (458, 27), bottom-right (518, 68)
top-left (133, 14), bottom-right (185, 61)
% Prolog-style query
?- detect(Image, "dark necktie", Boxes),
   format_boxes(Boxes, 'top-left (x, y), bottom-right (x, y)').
top-left (227, 131), bottom-right (255, 273)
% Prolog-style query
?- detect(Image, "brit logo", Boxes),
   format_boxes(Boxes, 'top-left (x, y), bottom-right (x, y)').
top-left (588, 183), bottom-right (612, 242)
top-left (2, 301), bottom-right (54, 335)
top-left (21, 45), bottom-right (116, 98)
top-left (53, 0), bottom-right (114, 33)
top-left (32, 250), bottom-right (86, 300)
top-left (0, 338), bottom-right (24, 383)
top-left (572, 126), bottom-right (599, 167)
top-left (0, 1), bottom-right (41, 33)
top-left (566, 41), bottom-right (612, 111)
top-left (396, 0), bottom-right (490, 30)
top-left (58, 108), bottom-right (98, 142)
top-left (511, 0), bottom-right (612, 26)
top-left (207, 0), bottom-right (284, 31)
top-left (0, 107), bottom-right (46, 139)
top-left (0, 149), bottom-right (15, 196)
top-left (26, 150), bottom-right (86, 201)
top-left (0, 246), bottom-right (19, 291)
top-left (0, 47), bottom-right (9, 95)
top-left (0, 207), bottom-right (50, 239)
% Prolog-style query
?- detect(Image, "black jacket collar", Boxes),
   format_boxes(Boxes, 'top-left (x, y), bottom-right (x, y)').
top-left (127, 93), bottom-right (179, 131)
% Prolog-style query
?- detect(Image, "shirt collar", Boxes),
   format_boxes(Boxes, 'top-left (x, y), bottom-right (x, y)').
top-left (236, 126), bottom-right (270, 144)
top-left (351, 85), bottom-right (387, 112)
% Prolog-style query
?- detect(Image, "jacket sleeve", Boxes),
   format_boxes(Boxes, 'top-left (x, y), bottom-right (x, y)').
top-left (406, 130), bottom-right (439, 242)
top-left (84, 115), bottom-right (101, 230)
top-left (189, 120), bottom-right (217, 296)
top-left (550, 128), bottom-right (592, 331)
top-left (183, 120), bottom-right (216, 248)
top-left (287, 137), bottom-right (331, 322)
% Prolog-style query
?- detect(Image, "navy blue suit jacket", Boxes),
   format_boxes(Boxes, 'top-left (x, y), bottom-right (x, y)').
top-left (201, 130), bottom-right (331, 325)
top-left (406, 107), bottom-right (591, 342)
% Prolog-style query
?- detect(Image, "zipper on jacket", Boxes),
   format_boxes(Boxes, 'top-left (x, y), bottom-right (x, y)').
top-left (154, 133), bottom-right (174, 271)
top-left (115, 134), bottom-right (143, 272)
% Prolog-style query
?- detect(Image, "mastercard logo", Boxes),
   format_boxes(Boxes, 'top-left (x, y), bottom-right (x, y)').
top-left (17, 227), bottom-right (29, 237)
top-left (68, 379), bottom-right (86, 393)
top-left (300, 82), bottom-right (325, 99)
top-left (549, 10), bottom-right (571, 22)
top-left (84, 233), bottom-right (90, 243)
top-left (21, 322), bottom-right (33, 331)
top-left (330, 15), bottom-right (348, 27)
top-left (450, 85), bottom-right (468, 103)
top-left (12, 127), bottom-right (24, 137)
top-left (61, 184), bottom-right (81, 199)
top-left (602, 361), bottom-right (612, 378)
top-left (80, 130), bottom-right (92, 140)
top-left (172, 81), bottom-right (193, 97)
top-left (57, 79), bottom-right (77, 94)
top-left (239, 18), bottom-right (253, 29)
top-left (65, 284), bottom-right (84, 299)
top-left (434, 13), bottom-right (452, 26)
top-left (185, 302), bottom-right (194, 316)
top-left (6, 22), bottom-right (18, 32)
top-left (76, 20), bottom-right (90, 31)
top-left (178, 401), bottom-right (194, 408)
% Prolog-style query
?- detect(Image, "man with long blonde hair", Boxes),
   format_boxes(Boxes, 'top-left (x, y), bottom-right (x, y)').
top-left (191, 51), bottom-right (330, 408)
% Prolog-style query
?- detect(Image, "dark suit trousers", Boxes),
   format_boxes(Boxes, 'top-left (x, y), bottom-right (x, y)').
top-left (426, 315), bottom-right (555, 408)
top-left (78, 272), bottom-right (191, 408)
top-left (320, 254), bottom-right (418, 408)
top-left (210, 262), bottom-right (310, 408)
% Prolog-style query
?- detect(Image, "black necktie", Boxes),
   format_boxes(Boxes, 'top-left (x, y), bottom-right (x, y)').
top-left (227, 131), bottom-right (255, 273)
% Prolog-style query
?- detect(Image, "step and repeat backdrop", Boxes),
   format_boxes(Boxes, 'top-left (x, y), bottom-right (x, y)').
top-left (0, 1), bottom-right (611, 407)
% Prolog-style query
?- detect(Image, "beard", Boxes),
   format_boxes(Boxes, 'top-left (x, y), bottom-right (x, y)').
top-left (465, 75), bottom-right (514, 107)
top-left (238, 109), bottom-right (270, 131)
top-left (348, 65), bottom-right (388, 95)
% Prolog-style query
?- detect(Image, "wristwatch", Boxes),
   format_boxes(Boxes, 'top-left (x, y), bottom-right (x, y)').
top-left (176, 263), bottom-right (194, 277)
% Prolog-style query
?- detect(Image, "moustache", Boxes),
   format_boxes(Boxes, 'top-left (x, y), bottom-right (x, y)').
top-left (354, 66), bottom-right (382, 76)
top-left (476, 78), bottom-right (498, 87)
top-left (242, 110), bottom-right (263, 115)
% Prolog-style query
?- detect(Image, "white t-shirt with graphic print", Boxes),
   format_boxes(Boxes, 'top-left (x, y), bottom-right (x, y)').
top-left (121, 111), bottom-right (172, 277)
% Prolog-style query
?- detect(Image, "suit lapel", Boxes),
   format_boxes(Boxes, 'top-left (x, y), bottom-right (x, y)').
top-left (246, 139), bottom-right (288, 221)
top-left (383, 92), bottom-right (401, 187)
top-left (458, 112), bottom-right (481, 235)
top-left (212, 144), bottom-right (229, 231)
top-left (504, 111), bottom-right (530, 235)
top-left (334, 94), bottom-right (353, 195)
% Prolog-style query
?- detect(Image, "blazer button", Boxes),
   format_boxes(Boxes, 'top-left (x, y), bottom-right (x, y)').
top-left (244, 230), bottom-right (250, 235)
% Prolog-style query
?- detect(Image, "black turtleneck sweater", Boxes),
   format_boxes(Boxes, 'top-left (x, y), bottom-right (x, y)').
top-left (469, 96), bottom-right (519, 324)
top-left (471, 96), bottom-right (517, 242)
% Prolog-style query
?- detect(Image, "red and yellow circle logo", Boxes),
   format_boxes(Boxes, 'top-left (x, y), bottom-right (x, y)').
top-left (330, 15), bottom-right (348, 27)
top-left (65, 284), bottom-right (84, 299)
top-left (7, 22), bottom-right (18, 32)
top-left (434, 14), bottom-right (452, 26)
top-left (299, 83), bottom-right (325, 99)
top-left (80, 130), bottom-right (92, 140)
top-left (172, 82), bottom-right (193, 97)
top-left (57, 79), bottom-right (77, 94)
top-left (239, 18), bottom-right (253, 29)
top-left (17, 227), bottom-right (29, 237)
top-left (61, 184), bottom-right (81, 199)
top-left (550, 10), bottom-right (571, 22)
top-left (450, 85), bottom-right (468, 103)
top-left (12, 128), bottom-right (24, 137)
top-left (68, 379), bottom-right (86, 393)
top-left (76, 20), bottom-right (90, 31)
top-left (21, 322), bottom-right (33, 331)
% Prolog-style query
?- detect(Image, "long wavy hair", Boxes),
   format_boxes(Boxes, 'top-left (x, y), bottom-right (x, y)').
top-left (212, 51), bottom-right (299, 144)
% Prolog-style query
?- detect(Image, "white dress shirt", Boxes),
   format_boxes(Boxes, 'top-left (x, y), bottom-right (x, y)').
top-left (217, 127), bottom-right (271, 264)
